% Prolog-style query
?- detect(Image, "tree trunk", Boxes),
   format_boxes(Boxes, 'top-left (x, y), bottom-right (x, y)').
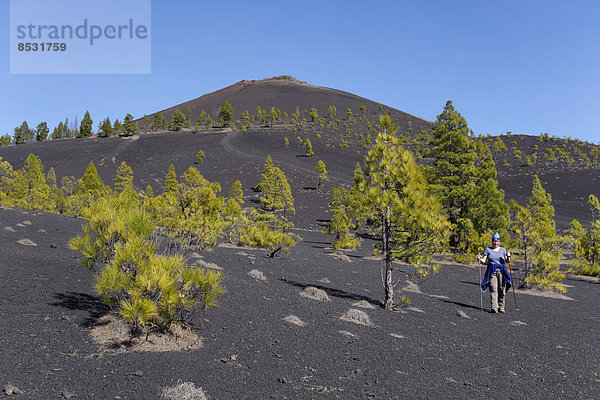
top-left (383, 206), bottom-right (394, 309)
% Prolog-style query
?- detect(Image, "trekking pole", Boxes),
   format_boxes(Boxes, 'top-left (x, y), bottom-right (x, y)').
top-left (507, 255), bottom-right (518, 311)
top-left (477, 257), bottom-right (483, 311)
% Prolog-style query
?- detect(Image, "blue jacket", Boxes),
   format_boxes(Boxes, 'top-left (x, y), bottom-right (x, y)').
top-left (481, 263), bottom-right (512, 293)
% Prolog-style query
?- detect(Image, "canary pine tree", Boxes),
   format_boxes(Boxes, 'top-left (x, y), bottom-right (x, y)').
top-left (113, 119), bottom-right (124, 134)
top-left (323, 190), bottom-right (362, 250)
top-left (78, 111), bottom-right (93, 138)
top-left (568, 195), bottom-right (600, 277)
top-left (196, 150), bottom-right (205, 165)
top-left (256, 155), bottom-right (274, 193)
top-left (304, 138), bottom-right (314, 156)
top-left (35, 122), bottom-right (49, 141)
top-left (159, 166), bottom-right (227, 248)
top-left (71, 161), bottom-right (111, 214)
top-left (123, 114), bottom-right (138, 136)
top-left (0, 134), bottom-right (11, 147)
top-left (258, 160), bottom-right (295, 215)
top-left (315, 160), bottom-right (328, 189)
top-left (114, 161), bottom-right (134, 194)
top-left (0, 157), bottom-right (15, 205)
top-left (218, 101), bottom-right (233, 127)
top-left (164, 164), bottom-right (178, 194)
top-left (69, 193), bottom-right (225, 333)
top-left (150, 113), bottom-right (168, 132)
top-left (326, 115), bottom-right (449, 308)
top-left (170, 109), bottom-right (187, 131)
top-left (7, 154), bottom-right (53, 210)
top-left (510, 175), bottom-right (565, 291)
top-left (99, 117), bottom-right (113, 137)
top-left (229, 180), bottom-right (244, 204)
top-left (427, 101), bottom-right (509, 257)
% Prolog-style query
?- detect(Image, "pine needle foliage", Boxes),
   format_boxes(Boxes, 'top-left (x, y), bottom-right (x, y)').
top-left (69, 193), bottom-right (226, 333)
top-left (114, 161), bottom-right (134, 194)
top-left (315, 160), bottom-right (328, 189)
top-left (218, 101), bottom-right (233, 127)
top-left (257, 156), bottom-right (295, 215)
top-left (152, 166), bottom-right (227, 249)
top-left (170, 109), bottom-right (187, 131)
top-left (326, 115), bottom-right (450, 308)
top-left (568, 195), bottom-right (600, 277)
top-left (509, 175), bottom-right (566, 292)
top-left (427, 101), bottom-right (509, 259)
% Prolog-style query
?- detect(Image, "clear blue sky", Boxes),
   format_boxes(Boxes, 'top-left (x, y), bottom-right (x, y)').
top-left (2, 0), bottom-right (599, 143)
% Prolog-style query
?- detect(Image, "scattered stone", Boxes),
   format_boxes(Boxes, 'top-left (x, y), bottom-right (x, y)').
top-left (22, 221), bottom-right (32, 225)
top-left (330, 251), bottom-right (351, 262)
top-left (283, 314), bottom-right (307, 327)
top-left (278, 377), bottom-right (288, 384)
top-left (17, 238), bottom-right (37, 246)
top-left (511, 320), bottom-right (528, 326)
top-left (248, 269), bottom-right (267, 281)
top-left (16, 223), bottom-right (25, 227)
top-left (3, 226), bottom-right (15, 232)
top-left (338, 330), bottom-right (358, 338)
top-left (37, 228), bottom-right (47, 233)
top-left (318, 277), bottom-right (331, 284)
top-left (352, 300), bottom-right (376, 309)
top-left (300, 286), bottom-right (331, 302)
top-left (132, 371), bottom-right (144, 377)
top-left (457, 310), bottom-right (471, 319)
top-left (236, 251), bottom-right (250, 256)
top-left (192, 259), bottom-right (222, 271)
top-left (3, 384), bottom-right (22, 395)
top-left (406, 306), bottom-right (425, 313)
top-left (160, 382), bottom-right (207, 400)
top-left (340, 309), bottom-right (374, 326)
top-left (61, 391), bottom-right (77, 399)
top-left (50, 243), bottom-right (58, 248)
top-left (401, 281), bottom-right (423, 294)
top-left (389, 333), bottom-right (405, 339)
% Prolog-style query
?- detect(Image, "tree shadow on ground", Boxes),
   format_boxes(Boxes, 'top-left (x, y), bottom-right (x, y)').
top-left (51, 292), bottom-right (110, 327)
top-left (356, 232), bottom-right (378, 240)
top-left (303, 240), bottom-right (330, 249)
top-left (439, 298), bottom-right (483, 312)
top-left (316, 219), bottom-right (330, 228)
top-left (281, 278), bottom-right (381, 308)
top-left (248, 198), bottom-right (262, 206)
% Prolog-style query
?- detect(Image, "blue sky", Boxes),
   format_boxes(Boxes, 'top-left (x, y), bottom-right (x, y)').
top-left (2, 0), bottom-right (599, 143)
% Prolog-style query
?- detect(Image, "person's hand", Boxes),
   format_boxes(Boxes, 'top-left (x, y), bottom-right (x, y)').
top-left (477, 254), bottom-right (483, 262)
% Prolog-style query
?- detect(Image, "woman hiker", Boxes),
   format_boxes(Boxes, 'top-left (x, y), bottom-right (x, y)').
top-left (477, 232), bottom-right (512, 313)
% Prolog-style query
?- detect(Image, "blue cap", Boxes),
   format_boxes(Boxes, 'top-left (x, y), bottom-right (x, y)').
top-left (492, 232), bottom-right (501, 241)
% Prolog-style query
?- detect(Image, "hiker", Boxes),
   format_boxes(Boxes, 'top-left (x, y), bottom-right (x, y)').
top-left (477, 232), bottom-right (512, 313)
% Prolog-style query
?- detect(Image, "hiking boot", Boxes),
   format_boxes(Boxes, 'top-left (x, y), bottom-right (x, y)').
top-left (499, 308), bottom-right (505, 313)
top-left (491, 308), bottom-right (498, 314)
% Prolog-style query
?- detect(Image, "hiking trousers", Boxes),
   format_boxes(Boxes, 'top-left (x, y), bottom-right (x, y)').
top-left (489, 270), bottom-right (506, 312)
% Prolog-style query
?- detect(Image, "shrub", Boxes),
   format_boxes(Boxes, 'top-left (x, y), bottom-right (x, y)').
top-left (69, 194), bottom-right (225, 333)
